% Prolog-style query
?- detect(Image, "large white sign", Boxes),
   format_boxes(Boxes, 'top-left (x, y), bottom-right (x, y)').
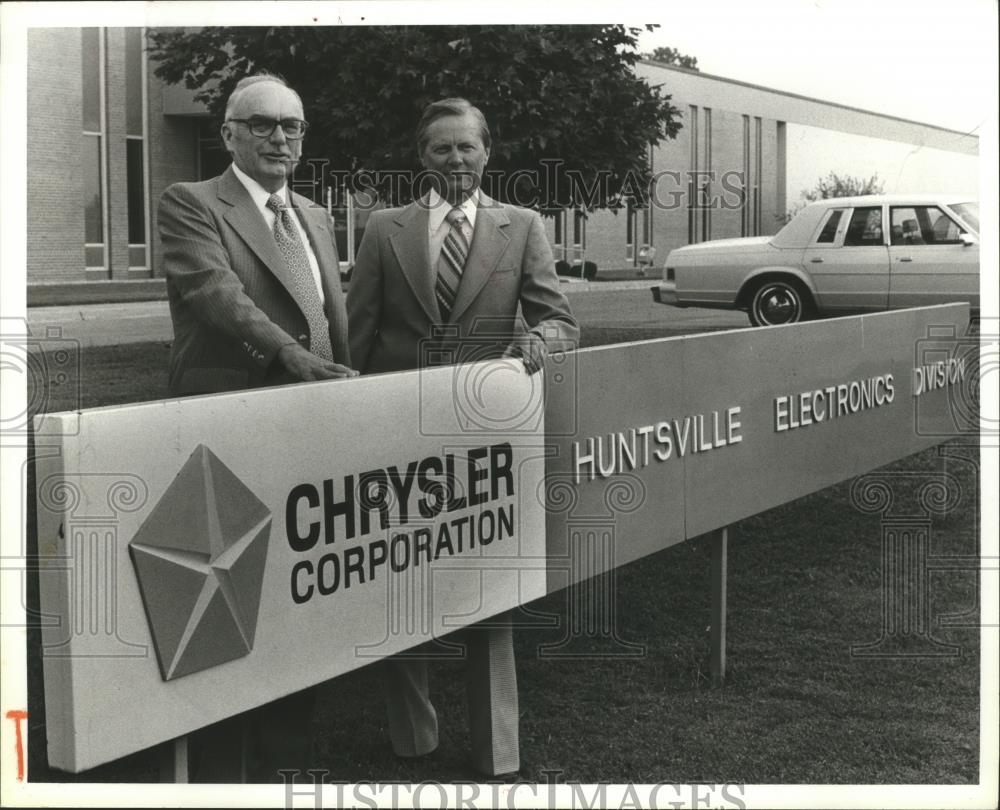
top-left (34, 304), bottom-right (975, 773)
top-left (34, 360), bottom-right (548, 772)
top-left (542, 304), bottom-right (974, 591)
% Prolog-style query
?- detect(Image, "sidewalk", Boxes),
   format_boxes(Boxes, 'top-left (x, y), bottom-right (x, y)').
top-left (26, 301), bottom-right (174, 348)
top-left (24, 281), bottom-right (658, 349)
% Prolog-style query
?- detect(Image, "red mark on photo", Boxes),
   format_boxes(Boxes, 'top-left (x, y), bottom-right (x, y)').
top-left (5, 710), bottom-right (28, 781)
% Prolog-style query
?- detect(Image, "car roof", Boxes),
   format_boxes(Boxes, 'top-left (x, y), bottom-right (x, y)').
top-left (803, 194), bottom-right (978, 208)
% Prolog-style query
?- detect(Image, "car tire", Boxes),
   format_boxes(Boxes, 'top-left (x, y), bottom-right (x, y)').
top-left (748, 278), bottom-right (812, 327)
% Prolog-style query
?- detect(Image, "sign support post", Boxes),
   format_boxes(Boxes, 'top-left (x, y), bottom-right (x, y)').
top-left (710, 527), bottom-right (728, 688)
top-left (158, 737), bottom-right (189, 783)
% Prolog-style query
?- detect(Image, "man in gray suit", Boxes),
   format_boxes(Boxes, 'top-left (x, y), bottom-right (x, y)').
top-left (348, 97), bottom-right (579, 778)
top-left (159, 73), bottom-right (355, 397)
top-left (157, 72), bottom-right (355, 781)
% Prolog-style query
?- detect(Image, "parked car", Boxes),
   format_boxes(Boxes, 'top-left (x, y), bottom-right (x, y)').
top-left (651, 195), bottom-right (980, 326)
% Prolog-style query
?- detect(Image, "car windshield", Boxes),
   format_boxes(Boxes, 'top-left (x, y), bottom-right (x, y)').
top-left (950, 202), bottom-right (979, 234)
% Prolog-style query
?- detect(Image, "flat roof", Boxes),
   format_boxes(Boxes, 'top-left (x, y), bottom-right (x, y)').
top-left (640, 60), bottom-right (978, 141)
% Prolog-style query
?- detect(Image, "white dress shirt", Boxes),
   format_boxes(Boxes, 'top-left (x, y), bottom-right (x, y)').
top-left (231, 162), bottom-right (325, 305)
top-left (426, 188), bottom-right (478, 269)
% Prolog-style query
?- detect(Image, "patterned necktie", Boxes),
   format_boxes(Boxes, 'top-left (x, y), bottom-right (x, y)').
top-left (435, 207), bottom-right (470, 322)
top-left (265, 193), bottom-right (334, 361)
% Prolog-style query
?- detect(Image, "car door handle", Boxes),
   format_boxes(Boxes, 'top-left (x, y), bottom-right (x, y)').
top-left (810, 257), bottom-right (823, 263)
top-left (898, 257), bottom-right (913, 262)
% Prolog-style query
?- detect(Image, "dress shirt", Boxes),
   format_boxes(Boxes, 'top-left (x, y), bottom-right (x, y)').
top-left (231, 162), bottom-right (325, 305)
top-left (426, 188), bottom-right (478, 269)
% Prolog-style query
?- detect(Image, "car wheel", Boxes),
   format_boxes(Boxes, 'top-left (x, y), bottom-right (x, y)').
top-left (748, 279), bottom-right (812, 327)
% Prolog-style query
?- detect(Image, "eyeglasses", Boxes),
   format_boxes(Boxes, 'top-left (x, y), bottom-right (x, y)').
top-left (226, 116), bottom-right (309, 139)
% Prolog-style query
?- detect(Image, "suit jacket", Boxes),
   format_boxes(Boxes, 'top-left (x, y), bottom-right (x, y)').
top-left (347, 193), bottom-right (578, 374)
top-left (158, 165), bottom-right (351, 395)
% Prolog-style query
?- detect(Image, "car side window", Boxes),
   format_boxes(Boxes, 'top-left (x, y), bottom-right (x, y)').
top-left (844, 207), bottom-right (883, 247)
top-left (891, 206), bottom-right (964, 246)
top-left (814, 209), bottom-right (845, 244)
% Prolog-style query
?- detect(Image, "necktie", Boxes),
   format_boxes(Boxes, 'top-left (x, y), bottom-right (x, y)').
top-left (265, 193), bottom-right (334, 361)
top-left (435, 207), bottom-right (470, 322)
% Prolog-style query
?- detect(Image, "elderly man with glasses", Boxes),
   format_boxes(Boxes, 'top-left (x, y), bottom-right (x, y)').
top-left (158, 71), bottom-right (356, 398)
top-left (156, 72), bottom-right (356, 782)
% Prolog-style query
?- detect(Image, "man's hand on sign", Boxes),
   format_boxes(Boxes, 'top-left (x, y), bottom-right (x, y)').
top-left (278, 342), bottom-right (358, 381)
top-left (503, 332), bottom-right (547, 376)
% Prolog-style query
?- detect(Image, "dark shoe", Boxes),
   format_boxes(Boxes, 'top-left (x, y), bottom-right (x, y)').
top-left (393, 744), bottom-right (440, 764)
top-left (468, 761), bottom-right (525, 783)
top-left (486, 769), bottom-right (525, 784)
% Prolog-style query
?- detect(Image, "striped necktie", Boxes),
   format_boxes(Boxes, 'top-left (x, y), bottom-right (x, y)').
top-left (266, 193), bottom-right (334, 361)
top-left (435, 207), bottom-right (470, 322)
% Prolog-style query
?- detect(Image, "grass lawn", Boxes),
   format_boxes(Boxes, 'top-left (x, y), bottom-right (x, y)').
top-left (23, 336), bottom-right (981, 786)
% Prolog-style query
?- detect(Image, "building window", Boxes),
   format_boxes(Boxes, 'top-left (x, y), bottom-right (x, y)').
top-left (741, 115), bottom-right (751, 237)
top-left (626, 203), bottom-right (636, 262)
top-left (82, 27), bottom-right (107, 272)
top-left (688, 105), bottom-right (698, 243)
top-left (627, 203), bottom-right (652, 267)
top-left (702, 108), bottom-right (712, 242)
top-left (570, 209), bottom-right (587, 266)
top-left (754, 117), bottom-right (763, 236)
top-left (198, 119), bottom-right (230, 181)
top-left (643, 141), bottom-right (654, 251)
top-left (572, 209), bottom-right (586, 251)
top-left (551, 209), bottom-right (567, 261)
top-left (125, 27), bottom-right (149, 271)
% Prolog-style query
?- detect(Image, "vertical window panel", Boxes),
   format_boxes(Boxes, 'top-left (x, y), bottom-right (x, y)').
top-left (688, 105), bottom-right (698, 244)
top-left (742, 115), bottom-right (750, 237)
top-left (197, 119), bottom-right (229, 180)
top-left (83, 136), bottom-right (103, 244)
top-left (126, 139), bottom-right (145, 244)
top-left (754, 117), bottom-right (763, 235)
top-left (703, 108), bottom-right (712, 241)
top-left (125, 28), bottom-right (143, 136)
top-left (81, 28), bottom-right (101, 132)
top-left (82, 27), bottom-right (106, 271)
top-left (625, 203), bottom-right (635, 262)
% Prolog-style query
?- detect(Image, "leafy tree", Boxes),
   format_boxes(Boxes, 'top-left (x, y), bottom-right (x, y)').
top-left (781, 171), bottom-right (887, 223)
top-left (801, 171), bottom-right (885, 202)
top-left (147, 25), bottom-right (681, 209)
top-left (643, 46), bottom-right (699, 70)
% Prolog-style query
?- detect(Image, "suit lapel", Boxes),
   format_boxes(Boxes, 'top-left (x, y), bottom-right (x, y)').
top-left (388, 203), bottom-right (441, 323)
top-left (450, 194), bottom-right (511, 321)
top-left (217, 167), bottom-right (310, 317)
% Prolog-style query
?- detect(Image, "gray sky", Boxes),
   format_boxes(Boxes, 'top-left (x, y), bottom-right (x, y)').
top-left (637, 0), bottom-right (995, 135)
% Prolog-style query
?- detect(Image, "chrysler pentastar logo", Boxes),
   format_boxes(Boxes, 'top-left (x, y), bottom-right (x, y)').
top-left (128, 444), bottom-right (271, 681)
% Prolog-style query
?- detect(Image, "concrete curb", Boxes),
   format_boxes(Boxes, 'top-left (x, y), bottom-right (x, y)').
top-left (560, 279), bottom-right (659, 293)
top-left (27, 280), bottom-right (168, 307)
top-left (27, 278), bottom-right (657, 306)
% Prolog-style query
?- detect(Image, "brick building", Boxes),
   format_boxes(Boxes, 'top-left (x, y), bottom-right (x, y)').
top-left (25, 29), bottom-right (979, 297)
top-left (556, 62), bottom-right (979, 273)
top-left (28, 27), bottom-right (201, 294)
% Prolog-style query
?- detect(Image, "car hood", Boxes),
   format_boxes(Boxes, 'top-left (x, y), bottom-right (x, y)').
top-left (670, 236), bottom-right (774, 256)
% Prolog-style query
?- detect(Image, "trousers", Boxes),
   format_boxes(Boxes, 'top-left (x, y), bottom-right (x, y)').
top-left (380, 613), bottom-right (519, 777)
